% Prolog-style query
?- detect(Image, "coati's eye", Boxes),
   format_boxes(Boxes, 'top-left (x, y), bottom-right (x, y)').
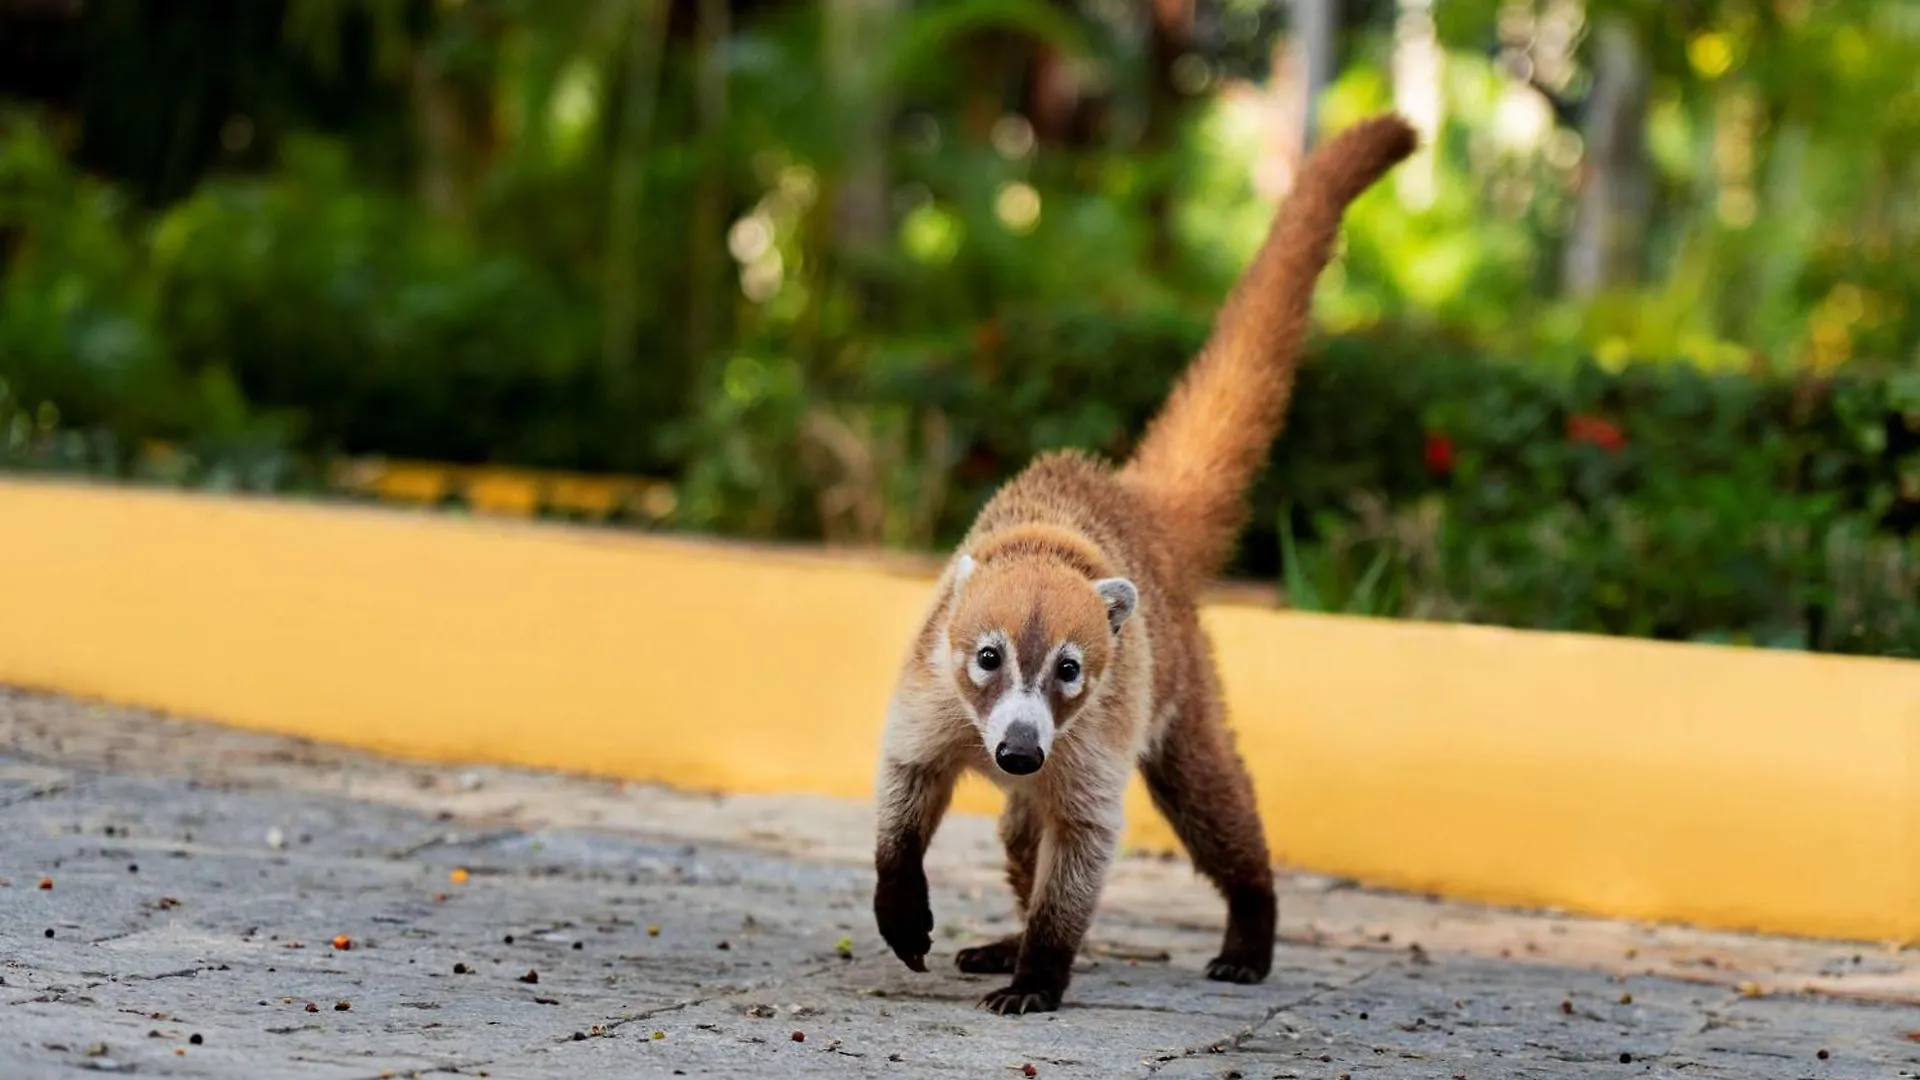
top-left (976, 645), bottom-right (1003, 672)
top-left (1055, 656), bottom-right (1081, 683)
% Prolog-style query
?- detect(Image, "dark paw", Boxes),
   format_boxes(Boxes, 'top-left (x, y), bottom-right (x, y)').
top-left (1204, 955), bottom-right (1269, 984)
top-left (955, 936), bottom-right (1021, 975)
top-left (978, 984), bottom-right (1060, 1015)
top-left (873, 876), bottom-right (933, 973)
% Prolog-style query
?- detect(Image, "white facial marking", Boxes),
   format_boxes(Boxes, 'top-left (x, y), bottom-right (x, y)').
top-left (1053, 642), bottom-right (1086, 700)
top-left (967, 629), bottom-right (1012, 687)
top-left (984, 688), bottom-right (1056, 760)
top-left (952, 552), bottom-right (976, 588)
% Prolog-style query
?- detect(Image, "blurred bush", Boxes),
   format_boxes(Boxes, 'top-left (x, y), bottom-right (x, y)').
top-left (3, 103), bottom-right (1914, 656)
top-left (1253, 337), bottom-right (1920, 658)
top-left (149, 136), bottom-right (626, 473)
top-left (3, 0), bottom-right (1918, 660)
top-left (0, 110), bottom-right (299, 488)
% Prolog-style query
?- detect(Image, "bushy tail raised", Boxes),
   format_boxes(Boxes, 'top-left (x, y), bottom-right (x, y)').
top-left (1119, 112), bottom-right (1418, 581)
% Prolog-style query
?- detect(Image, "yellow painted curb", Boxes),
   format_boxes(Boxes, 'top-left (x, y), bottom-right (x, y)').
top-left (2, 477), bottom-right (1916, 944)
top-left (323, 456), bottom-right (680, 522)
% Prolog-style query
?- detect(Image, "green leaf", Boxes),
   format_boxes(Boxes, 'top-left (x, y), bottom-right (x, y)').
top-left (1278, 503), bottom-right (1323, 613)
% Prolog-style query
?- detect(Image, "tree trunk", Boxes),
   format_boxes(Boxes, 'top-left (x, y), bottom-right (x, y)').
top-left (1389, 0), bottom-right (1441, 209)
top-left (411, 54), bottom-right (471, 221)
top-left (1142, 0), bottom-right (1194, 271)
top-left (1028, 33), bottom-right (1081, 146)
top-left (602, 0), bottom-right (670, 394)
top-left (686, 0), bottom-right (731, 410)
top-left (1561, 14), bottom-right (1651, 299)
top-left (408, 6), bottom-right (499, 223)
top-left (824, 0), bottom-right (895, 262)
top-left (1293, 0), bottom-right (1337, 150)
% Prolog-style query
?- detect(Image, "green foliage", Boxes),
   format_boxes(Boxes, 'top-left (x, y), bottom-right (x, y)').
top-left (147, 136), bottom-right (638, 471)
top-left (1249, 340), bottom-right (1920, 657)
top-left (2, 1), bottom-right (1918, 661)
top-left (0, 110), bottom-right (299, 486)
top-left (1276, 500), bottom-right (1405, 618)
top-left (3, 122), bottom-right (1915, 653)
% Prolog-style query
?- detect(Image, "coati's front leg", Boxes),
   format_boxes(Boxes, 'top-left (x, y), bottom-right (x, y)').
top-left (978, 801), bottom-right (1120, 1015)
top-left (873, 756), bottom-right (960, 972)
top-left (955, 790), bottom-right (1042, 975)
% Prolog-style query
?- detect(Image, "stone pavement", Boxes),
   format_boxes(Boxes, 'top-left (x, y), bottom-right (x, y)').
top-left (2, 688), bottom-right (1915, 1079)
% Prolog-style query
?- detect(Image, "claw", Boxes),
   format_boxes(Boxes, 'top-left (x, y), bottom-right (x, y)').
top-left (1204, 957), bottom-right (1266, 984)
top-left (979, 985), bottom-right (1058, 1015)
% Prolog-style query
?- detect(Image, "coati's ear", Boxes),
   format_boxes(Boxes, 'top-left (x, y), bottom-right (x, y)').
top-left (931, 554), bottom-right (976, 673)
top-left (1092, 578), bottom-right (1138, 634)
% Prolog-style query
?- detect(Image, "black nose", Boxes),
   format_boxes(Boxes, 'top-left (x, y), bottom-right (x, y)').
top-left (994, 744), bottom-right (1044, 775)
top-left (994, 722), bottom-right (1045, 775)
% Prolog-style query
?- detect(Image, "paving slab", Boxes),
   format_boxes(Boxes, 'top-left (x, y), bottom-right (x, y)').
top-left (1, 687), bottom-right (1916, 1079)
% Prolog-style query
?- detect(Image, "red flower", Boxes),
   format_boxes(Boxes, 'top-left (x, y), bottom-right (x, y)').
top-left (1566, 414), bottom-right (1626, 452)
top-left (1423, 432), bottom-right (1455, 476)
top-left (972, 320), bottom-right (1004, 355)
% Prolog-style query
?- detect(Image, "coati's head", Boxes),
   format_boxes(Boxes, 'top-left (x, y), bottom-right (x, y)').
top-left (938, 547), bottom-right (1137, 777)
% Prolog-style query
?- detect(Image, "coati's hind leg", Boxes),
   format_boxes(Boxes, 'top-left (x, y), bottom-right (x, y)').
top-left (1140, 697), bottom-right (1276, 984)
top-left (956, 790), bottom-right (1041, 975)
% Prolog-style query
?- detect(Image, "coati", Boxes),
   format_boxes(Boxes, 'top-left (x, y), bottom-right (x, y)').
top-left (871, 112), bottom-right (1419, 1015)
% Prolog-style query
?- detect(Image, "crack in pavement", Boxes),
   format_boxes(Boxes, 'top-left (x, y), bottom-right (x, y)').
top-left (388, 828), bottom-right (527, 861)
top-left (528, 959), bottom-right (851, 1054)
top-left (1137, 967), bottom-right (1385, 1076)
top-left (0, 781), bottom-right (75, 810)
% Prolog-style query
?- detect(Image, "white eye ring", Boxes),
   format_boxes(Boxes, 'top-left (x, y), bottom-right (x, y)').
top-left (1053, 645), bottom-right (1086, 698)
top-left (967, 632), bottom-right (1010, 686)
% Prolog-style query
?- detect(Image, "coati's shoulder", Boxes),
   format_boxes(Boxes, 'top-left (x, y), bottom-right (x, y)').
top-left (958, 448), bottom-right (1178, 615)
top-left (966, 449), bottom-right (1136, 541)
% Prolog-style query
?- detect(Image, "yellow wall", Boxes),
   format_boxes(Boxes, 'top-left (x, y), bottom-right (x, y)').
top-left (2, 477), bottom-right (1915, 944)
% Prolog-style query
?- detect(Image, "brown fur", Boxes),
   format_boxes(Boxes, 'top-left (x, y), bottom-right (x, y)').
top-left (873, 113), bottom-right (1419, 1014)
top-left (1122, 113), bottom-right (1425, 583)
